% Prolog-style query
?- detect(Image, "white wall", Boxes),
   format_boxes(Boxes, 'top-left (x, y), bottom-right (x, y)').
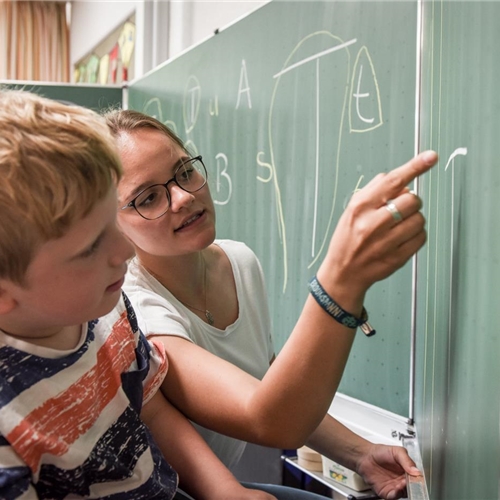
top-left (70, 2), bottom-right (138, 65)
top-left (70, 0), bottom-right (267, 82)
top-left (168, 1), bottom-right (267, 58)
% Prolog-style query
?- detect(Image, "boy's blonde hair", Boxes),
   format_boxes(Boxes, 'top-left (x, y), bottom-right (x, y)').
top-left (0, 90), bottom-right (123, 284)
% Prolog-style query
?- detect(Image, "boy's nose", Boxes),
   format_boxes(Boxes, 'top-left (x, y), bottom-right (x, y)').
top-left (110, 229), bottom-right (134, 266)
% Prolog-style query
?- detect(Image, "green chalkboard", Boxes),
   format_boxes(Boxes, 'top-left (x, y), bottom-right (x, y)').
top-left (416, 1), bottom-right (500, 499)
top-left (128, 0), bottom-right (418, 418)
top-left (0, 81), bottom-right (122, 111)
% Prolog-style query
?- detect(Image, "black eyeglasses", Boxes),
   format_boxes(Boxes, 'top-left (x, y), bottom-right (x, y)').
top-left (120, 156), bottom-right (208, 220)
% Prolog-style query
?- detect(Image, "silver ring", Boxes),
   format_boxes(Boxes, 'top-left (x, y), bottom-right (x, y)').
top-left (385, 200), bottom-right (403, 222)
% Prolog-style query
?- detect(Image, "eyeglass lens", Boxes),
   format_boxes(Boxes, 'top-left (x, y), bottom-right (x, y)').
top-left (135, 157), bottom-right (207, 219)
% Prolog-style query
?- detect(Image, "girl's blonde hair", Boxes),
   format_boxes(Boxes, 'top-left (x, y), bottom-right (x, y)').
top-left (0, 90), bottom-right (122, 284)
top-left (104, 108), bottom-right (188, 153)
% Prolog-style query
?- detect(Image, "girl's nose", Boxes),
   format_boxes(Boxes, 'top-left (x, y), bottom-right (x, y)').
top-left (168, 184), bottom-right (195, 212)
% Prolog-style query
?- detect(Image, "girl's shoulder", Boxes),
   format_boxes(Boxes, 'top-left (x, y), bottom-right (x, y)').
top-left (214, 239), bottom-right (257, 260)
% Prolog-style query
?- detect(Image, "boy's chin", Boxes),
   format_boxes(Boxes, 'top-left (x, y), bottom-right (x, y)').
top-left (92, 290), bottom-right (123, 320)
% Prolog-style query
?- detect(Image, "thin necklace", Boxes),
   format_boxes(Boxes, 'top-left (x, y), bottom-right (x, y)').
top-left (174, 255), bottom-right (214, 326)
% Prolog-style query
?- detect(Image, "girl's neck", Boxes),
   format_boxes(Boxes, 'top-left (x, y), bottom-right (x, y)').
top-left (136, 243), bottom-right (239, 330)
top-left (136, 247), bottom-right (212, 301)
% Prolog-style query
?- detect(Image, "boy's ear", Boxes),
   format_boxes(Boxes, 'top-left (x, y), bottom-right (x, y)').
top-left (0, 283), bottom-right (18, 315)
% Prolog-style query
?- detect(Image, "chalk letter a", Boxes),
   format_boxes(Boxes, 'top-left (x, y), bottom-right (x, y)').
top-left (236, 59), bottom-right (252, 109)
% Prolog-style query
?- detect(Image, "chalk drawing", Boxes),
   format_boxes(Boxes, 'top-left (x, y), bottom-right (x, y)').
top-left (268, 32), bottom-right (355, 291)
top-left (213, 152), bottom-right (232, 206)
top-left (349, 46), bottom-right (383, 132)
top-left (143, 97), bottom-right (178, 134)
top-left (183, 75), bottom-right (201, 134)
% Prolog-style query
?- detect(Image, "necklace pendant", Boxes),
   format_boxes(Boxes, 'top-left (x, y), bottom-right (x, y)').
top-left (205, 310), bottom-right (215, 326)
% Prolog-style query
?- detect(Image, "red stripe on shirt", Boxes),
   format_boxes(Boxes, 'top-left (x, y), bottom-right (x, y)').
top-left (143, 339), bottom-right (168, 404)
top-left (7, 312), bottom-right (136, 473)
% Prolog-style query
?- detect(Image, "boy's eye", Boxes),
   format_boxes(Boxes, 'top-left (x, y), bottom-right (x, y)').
top-left (80, 233), bottom-right (104, 258)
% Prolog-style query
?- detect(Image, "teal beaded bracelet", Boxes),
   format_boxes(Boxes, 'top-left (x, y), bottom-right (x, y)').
top-left (308, 276), bottom-right (376, 337)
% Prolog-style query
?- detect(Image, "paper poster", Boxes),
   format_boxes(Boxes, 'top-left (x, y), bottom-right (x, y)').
top-left (109, 43), bottom-right (119, 84)
top-left (99, 53), bottom-right (110, 85)
top-left (86, 54), bottom-right (100, 84)
top-left (118, 21), bottom-right (135, 81)
top-left (77, 64), bottom-right (86, 83)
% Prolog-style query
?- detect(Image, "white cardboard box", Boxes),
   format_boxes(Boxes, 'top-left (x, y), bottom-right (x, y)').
top-left (321, 456), bottom-right (369, 491)
top-left (322, 394), bottom-right (411, 492)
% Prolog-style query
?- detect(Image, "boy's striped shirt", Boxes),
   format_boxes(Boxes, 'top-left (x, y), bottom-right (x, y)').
top-left (0, 293), bottom-right (177, 499)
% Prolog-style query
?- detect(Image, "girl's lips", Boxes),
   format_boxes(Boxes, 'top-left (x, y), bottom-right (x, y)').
top-left (175, 210), bottom-right (205, 232)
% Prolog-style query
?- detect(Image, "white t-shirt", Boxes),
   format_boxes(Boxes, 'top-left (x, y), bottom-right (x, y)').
top-left (124, 240), bottom-right (275, 469)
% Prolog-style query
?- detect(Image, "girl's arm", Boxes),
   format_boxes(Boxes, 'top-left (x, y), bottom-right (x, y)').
top-left (141, 390), bottom-right (276, 500)
top-left (158, 152), bottom-right (437, 448)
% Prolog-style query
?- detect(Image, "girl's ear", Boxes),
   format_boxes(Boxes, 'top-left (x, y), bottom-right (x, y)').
top-left (0, 283), bottom-right (18, 315)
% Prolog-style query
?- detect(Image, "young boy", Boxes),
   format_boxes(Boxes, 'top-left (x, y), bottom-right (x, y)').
top-left (0, 90), bottom-right (274, 500)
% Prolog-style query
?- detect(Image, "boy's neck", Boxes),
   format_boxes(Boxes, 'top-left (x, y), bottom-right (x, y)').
top-left (0, 323), bottom-right (84, 351)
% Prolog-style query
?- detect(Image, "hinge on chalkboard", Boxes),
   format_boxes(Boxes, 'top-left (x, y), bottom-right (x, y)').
top-left (392, 429), bottom-right (416, 441)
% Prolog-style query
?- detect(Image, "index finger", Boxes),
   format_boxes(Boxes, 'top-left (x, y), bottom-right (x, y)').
top-left (372, 150), bottom-right (438, 202)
